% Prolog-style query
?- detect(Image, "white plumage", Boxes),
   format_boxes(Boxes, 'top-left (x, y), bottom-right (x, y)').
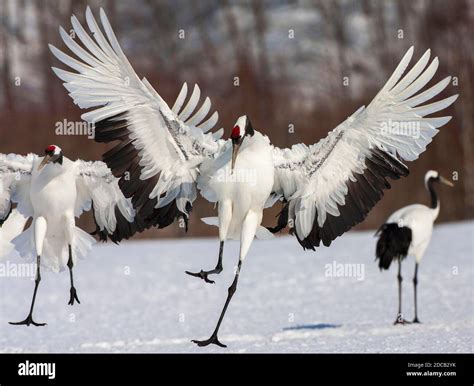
top-left (1, 151), bottom-right (135, 270)
top-left (386, 204), bottom-right (439, 263)
top-left (375, 170), bottom-right (453, 324)
top-left (0, 209), bottom-right (28, 257)
top-left (0, 147), bottom-right (135, 326)
top-left (50, 7), bottom-right (458, 346)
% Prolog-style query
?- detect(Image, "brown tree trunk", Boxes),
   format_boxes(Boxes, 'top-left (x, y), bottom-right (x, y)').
top-left (0, 0), bottom-right (15, 112)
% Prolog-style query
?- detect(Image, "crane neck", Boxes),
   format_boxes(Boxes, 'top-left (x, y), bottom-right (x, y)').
top-left (426, 178), bottom-right (440, 211)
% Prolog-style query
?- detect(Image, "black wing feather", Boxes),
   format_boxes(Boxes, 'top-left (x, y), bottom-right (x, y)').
top-left (271, 147), bottom-right (409, 250)
top-left (93, 113), bottom-right (191, 240)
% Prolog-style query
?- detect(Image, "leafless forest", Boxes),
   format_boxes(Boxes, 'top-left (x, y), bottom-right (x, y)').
top-left (0, 0), bottom-right (472, 239)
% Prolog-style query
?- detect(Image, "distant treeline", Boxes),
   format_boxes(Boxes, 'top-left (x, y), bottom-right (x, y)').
top-left (0, 0), bottom-right (472, 238)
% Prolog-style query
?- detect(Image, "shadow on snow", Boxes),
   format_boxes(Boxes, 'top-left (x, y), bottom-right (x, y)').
top-left (283, 323), bottom-right (342, 331)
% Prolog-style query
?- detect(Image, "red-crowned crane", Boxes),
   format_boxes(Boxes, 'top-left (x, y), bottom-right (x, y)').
top-left (376, 170), bottom-right (454, 324)
top-left (0, 146), bottom-right (137, 326)
top-left (50, 7), bottom-right (458, 347)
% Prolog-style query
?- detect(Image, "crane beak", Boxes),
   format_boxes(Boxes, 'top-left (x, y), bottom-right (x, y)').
top-left (440, 175), bottom-right (454, 187)
top-left (38, 154), bottom-right (52, 171)
top-left (231, 141), bottom-right (241, 173)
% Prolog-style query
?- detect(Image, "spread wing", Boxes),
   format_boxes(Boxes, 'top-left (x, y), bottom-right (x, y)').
top-left (271, 47), bottom-right (458, 249)
top-left (75, 160), bottom-right (137, 242)
top-left (0, 209), bottom-right (29, 259)
top-left (50, 7), bottom-right (224, 234)
top-left (0, 153), bottom-right (37, 222)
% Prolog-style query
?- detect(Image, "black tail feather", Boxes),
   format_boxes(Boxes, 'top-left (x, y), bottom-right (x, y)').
top-left (266, 201), bottom-right (289, 234)
top-left (375, 223), bottom-right (412, 270)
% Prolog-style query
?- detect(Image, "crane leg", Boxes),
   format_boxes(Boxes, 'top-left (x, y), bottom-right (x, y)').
top-left (412, 263), bottom-right (421, 323)
top-left (394, 259), bottom-right (409, 325)
top-left (10, 216), bottom-right (47, 327)
top-left (67, 245), bottom-right (80, 306)
top-left (191, 260), bottom-right (242, 348)
top-left (186, 200), bottom-right (231, 284)
top-left (185, 241), bottom-right (224, 284)
top-left (9, 255), bottom-right (46, 327)
top-left (191, 210), bottom-right (260, 348)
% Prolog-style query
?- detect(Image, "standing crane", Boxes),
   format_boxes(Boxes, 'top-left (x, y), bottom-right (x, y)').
top-left (0, 147), bottom-right (136, 326)
top-left (376, 170), bottom-right (453, 324)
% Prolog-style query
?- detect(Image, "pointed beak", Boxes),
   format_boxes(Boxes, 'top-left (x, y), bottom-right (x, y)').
top-left (231, 140), bottom-right (241, 173)
top-left (440, 175), bottom-right (454, 187)
top-left (38, 154), bottom-right (51, 171)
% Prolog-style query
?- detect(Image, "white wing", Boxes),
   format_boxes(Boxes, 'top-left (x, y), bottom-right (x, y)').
top-left (271, 47), bottom-right (458, 249)
top-left (0, 209), bottom-right (28, 259)
top-left (75, 160), bottom-right (137, 242)
top-left (0, 153), bottom-right (37, 221)
top-left (50, 7), bottom-right (224, 234)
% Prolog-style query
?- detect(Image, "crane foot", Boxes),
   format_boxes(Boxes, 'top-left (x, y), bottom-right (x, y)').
top-left (185, 269), bottom-right (216, 284)
top-left (9, 314), bottom-right (46, 327)
top-left (192, 333), bottom-right (227, 348)
top-left (68, 286), bottom-right (81, 305)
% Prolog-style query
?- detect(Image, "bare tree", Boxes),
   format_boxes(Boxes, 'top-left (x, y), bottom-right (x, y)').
top-left (0, 0), bottom-right (15, 112)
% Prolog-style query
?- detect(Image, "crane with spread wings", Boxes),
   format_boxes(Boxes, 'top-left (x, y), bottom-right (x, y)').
top-left (50, 7), bottom-right (458, 347)
top-left (0, 146), bottom-right (136, 326)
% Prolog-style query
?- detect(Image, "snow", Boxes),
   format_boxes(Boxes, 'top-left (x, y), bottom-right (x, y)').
top-left (0, 221), bottom-right (472, 353)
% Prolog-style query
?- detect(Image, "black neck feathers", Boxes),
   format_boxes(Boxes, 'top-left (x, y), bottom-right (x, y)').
top-left (427, 178), bottom-right (439, 209)
top-left (53, 153), bottom-right (63, 165)
top-left (245, 118), bottom-right (255, 137)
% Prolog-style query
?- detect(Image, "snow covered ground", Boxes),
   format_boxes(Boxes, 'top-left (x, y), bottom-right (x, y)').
top-left (0, 221), bottom-right (472, 353)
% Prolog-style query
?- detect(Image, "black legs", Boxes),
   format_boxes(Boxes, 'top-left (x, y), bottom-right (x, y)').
top-left (9, 256), bottom-right (46, 327)
top-left (186, 241), bottom-right (224, 284)
top-left (10, 244), bottom-right (80, 326)
top-left (394, 259), bottom-right (422, 325)
top-left (192, 260), bottom-right (242, 348)
top-left (412, 263), bottom-right (421, 323)
top-left (394, 259), bottom-right (409, 325)
top-left (67, 245), bottom-right (80, 305)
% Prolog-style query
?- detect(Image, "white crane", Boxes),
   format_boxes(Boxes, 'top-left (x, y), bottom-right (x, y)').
top-left (0, 146), bottom-right (136, 326)
top-left (375, 170), bottom-right (453, 324)
top-left (50, 7), bottom-right (458, 347)
top-left (0, 209), bottom-right (28, 257)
